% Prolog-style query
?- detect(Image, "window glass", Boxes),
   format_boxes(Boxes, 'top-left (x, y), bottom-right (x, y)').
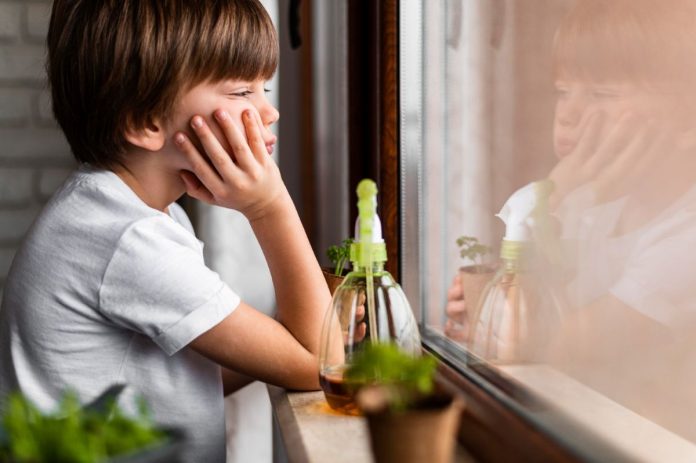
top-left (401, 1), bottom-right (696, 459)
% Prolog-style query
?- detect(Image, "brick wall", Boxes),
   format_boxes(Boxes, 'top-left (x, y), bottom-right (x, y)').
top-left (0, 0), bottom-right (73, 298)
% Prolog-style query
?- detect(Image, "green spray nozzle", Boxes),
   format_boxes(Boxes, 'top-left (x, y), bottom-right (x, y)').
top-left (350, 179), bottom-right (387, 267)
top-left (357, 179), bottom-right (377, 245)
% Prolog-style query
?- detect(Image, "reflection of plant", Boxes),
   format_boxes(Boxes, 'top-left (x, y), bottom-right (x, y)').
top-left (326, 238), bottom-right (354, 276)
top-left (0, 390), bottom-right (165, 463)
top-left (345, 343), bottom-right (437, 412)
top-left (456, 236), bottom-right (492, 269)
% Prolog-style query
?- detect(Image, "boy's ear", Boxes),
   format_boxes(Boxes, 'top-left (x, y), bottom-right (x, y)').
top-left (124, 116), bottom-right (166, 152)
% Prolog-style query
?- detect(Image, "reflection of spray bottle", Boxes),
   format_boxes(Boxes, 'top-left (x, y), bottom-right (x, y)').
top-left (469, 180), bottom-right (564, 363)
top-left (318, 180), bottom-right (420, 413)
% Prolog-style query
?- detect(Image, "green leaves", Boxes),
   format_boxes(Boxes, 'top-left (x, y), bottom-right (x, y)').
top-left (345, 343), bottom-right (437, 411)
top-left (456, 236), bottom-right (492, 266)
top-left (326, 238), bottom-right (354, 276)
top-left (0, 390), bottom-right (165, 463)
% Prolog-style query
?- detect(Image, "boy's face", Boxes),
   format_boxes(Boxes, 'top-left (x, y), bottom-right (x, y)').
top-left (552, 79), bottom-right (682, 159)
top-left (163, 78), bottom-right (279, 168)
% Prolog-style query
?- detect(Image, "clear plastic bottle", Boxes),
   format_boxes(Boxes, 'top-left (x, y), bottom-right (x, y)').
top-left (468, 181), bottom-right (565, 364)
top-left (319, 180), bottom-right (420, 414)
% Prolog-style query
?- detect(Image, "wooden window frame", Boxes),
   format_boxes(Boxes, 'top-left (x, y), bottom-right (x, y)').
top-left (347, 0), bottom-right (400, 280)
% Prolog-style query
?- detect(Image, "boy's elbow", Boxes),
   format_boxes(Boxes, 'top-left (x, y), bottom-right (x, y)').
top-left (288, 377), bottom-right (321, 392)
top-left (282, 351), bottom-right (321, 391)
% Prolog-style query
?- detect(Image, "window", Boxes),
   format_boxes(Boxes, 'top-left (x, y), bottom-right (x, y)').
top-left (400, 1), bottom-right (696, 461)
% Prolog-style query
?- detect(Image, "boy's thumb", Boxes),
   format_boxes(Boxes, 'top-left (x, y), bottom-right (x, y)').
top-left (180, 170), bottom-right (194, 189)
top-left (179, 171), bottom-right (214, 204)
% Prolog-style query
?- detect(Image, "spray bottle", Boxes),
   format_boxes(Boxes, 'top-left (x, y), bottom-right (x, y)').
top-left (318, 179), bottom-right (420, 413)
top-left (468, 179), bottom-right (565, 363)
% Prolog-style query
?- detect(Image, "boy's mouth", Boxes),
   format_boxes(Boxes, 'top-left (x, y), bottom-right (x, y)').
top-left (554, 137), bottom-right (576, 158)
top-left (266, 143), bottom-right (275, 155)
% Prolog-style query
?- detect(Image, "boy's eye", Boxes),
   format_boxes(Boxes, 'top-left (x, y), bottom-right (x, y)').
top-left (591, 89), bottom-right (621, 99)
top-left (554, 87), bottom-right (570, 98)
top-left (264, 88), bottom-right (271, 93)
top-left (230, 90), bottom-right (253, 97)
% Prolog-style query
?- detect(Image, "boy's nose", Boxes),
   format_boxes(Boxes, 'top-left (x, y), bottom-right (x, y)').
top-left (260, 104), bottom-right (280, 127)
top-left (557, 99), bottom-right (585, 127)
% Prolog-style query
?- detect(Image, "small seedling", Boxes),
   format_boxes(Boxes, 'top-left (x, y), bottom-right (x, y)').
top-left (0, 390), bottom-right (165, 463)
top-left (345, 343), bottom-right (437, 412)
top-left (456, 236), bottom-right (492, 270)
top-left (326, 238), bottom-right (354, 276)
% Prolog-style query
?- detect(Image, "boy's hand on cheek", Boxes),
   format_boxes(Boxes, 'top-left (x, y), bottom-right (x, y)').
top-left (548, 111), bottom-right (606, 207)
top-left (175, 109), bottom-right (287, 221)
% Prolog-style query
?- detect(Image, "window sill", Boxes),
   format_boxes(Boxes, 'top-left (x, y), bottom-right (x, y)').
top-left (499, 364), bottom-right (696, 463)
top-left (427, 332), bottom-right (696, 462)
top-left (267, 385), bottom-right (476, 463)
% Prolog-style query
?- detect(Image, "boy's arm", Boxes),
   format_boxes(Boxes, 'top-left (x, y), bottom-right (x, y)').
top-left (177, 108), bottom-right (341, 390)
top-left (221, 368), bottom-right (254, 396)
top-left (194, 303), bottom-right (323, 390)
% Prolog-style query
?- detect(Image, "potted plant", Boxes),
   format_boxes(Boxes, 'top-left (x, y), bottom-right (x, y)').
top-left (324, 238), bottom-right (354, 294)
top-left (0, 385), bottom-right (183, 463)
top-left (456, 236), bottom-right (497, 319)
top-left (346, 343), bottom-right (463, 463)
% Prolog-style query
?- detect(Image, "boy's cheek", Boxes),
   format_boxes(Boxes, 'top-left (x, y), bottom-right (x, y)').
top-left (208, 111), bottom-right (250, 154)
top-left (170, 102), bottom-right (258, 155)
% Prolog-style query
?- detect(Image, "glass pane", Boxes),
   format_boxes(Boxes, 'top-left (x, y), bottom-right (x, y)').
top-left (401, 0), bottom-right (696, 460)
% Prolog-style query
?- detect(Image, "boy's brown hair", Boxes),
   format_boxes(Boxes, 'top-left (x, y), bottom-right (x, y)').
top-left (553, 0), bottom-right (696, 86)
top-left (47, 0), bottom-right (278, 168)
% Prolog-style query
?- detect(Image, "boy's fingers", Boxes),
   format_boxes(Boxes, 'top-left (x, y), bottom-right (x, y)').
top-left (589, 112), bottom-right (638, 172)
top-left (180, 170), bottom-right (215, 204)
top-left (575, 111), bottom-right (604, 162)
top-left (445, 319), bottom-right (468, 342)
top-left (175, 132), bottom-right (224, 196)
top-left (355, 303), bottom-right (365, 322)
top-left (583, 111), bottom-right (607, 159)
top-left (446, 299), bottom-right (467, 319)
top-left (214, 110), bottom-right (257, 172)
top-left (190, 116), bottom-right (239, 181)
top-left (594, 119), bottom-right (659, 201)
top-left (614, 120), bottom-right (665, 181)
top-left (447, 275), bottom-right (464, 301)
top-left (242, 110), bottom-right (269, 164)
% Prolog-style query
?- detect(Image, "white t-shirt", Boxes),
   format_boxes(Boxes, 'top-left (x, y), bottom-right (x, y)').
top-left (559, 185), bottom-right (696, 330)
top-left (0, 165), bottom-right (240, 462)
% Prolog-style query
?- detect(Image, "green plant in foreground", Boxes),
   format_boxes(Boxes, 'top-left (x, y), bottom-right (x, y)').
top-left (456, 236), bottom-right (492, 270)
top-left (0, 391), bottom-right (165, 463)
top-left (345, 343), bottom-right (437, 412)
top-left (326, 238), bottom-right (354, 276)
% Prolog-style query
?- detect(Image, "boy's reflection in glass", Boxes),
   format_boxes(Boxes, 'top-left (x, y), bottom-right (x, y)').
top-left (446, 0), bottom-right (696, 439)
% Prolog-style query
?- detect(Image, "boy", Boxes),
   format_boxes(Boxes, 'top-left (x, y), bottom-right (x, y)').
top-left (444, 0), bottom-right (696, 437)
top-left (445, 0), bottom-right (696, 344)
top-left (0, 1), bottom-right (340, 461)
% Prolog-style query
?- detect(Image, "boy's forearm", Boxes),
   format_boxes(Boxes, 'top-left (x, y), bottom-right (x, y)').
top-left (249, 192), bottom-right (330, 355)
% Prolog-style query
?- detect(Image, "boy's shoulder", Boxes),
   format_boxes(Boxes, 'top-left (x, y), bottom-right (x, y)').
top-left (46, 165), bottom-right (189, 229)
top-left (26, 166), bottom-right (196, 262)
top-left (6, 165), bottom-right (200, 308)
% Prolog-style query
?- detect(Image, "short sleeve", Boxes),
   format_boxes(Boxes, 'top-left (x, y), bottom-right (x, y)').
top-left (99, 215), bottom-right (240, 355)
top-left (610, 223), bottom-right (696, 329)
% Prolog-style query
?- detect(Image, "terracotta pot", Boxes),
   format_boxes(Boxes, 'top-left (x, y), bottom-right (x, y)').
top-left (322, 267), bottom-right (346, 295)
top-left (459, 264), bottom-right (497, 317)
top-left (358, 390), bottom-right (464, 463)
